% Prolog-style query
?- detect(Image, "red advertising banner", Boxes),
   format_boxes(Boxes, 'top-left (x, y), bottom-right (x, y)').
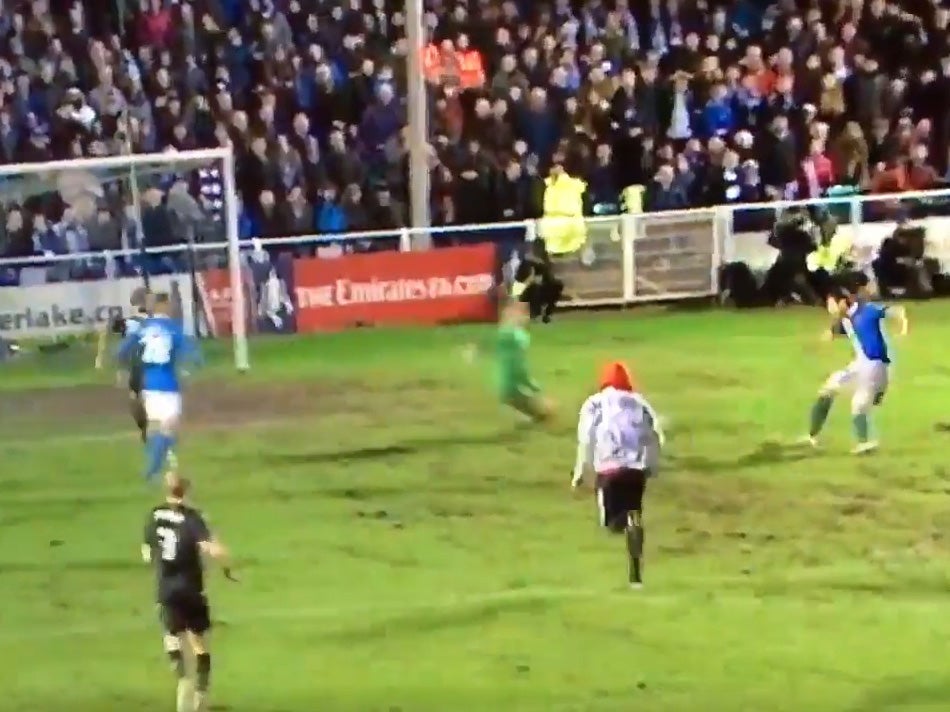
top-left (293, 244), bottom-right (497, 332)
top-left (195, 268), bottom-right (252, 337)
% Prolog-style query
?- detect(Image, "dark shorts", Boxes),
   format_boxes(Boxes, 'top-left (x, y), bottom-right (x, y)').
top-left (595, 468), bottom-right (647, 533)
top-left (128, 362), bottom-right (143, 394)
top-left (160, 591), bottom-right (211, 636)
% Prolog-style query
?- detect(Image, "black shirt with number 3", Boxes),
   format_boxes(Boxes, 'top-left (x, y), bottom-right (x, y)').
top-left (143, 504), bottom-right (211, 602)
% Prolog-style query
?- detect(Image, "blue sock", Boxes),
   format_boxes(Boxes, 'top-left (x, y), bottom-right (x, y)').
top-left (145, 433), bottom-right (172, 481)
top-left (809, 395), bottom-right (834, 437)
top-left (852, 413), bottom-right (870, 443)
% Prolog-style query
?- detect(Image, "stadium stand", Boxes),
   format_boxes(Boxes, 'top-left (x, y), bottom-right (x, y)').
top-left (1, 0), bottom-right (950, 275)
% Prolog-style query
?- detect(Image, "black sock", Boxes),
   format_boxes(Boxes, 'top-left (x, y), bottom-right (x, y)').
top-left (625, 511), bottom-right (644, 584)
top-left (167, 650), bottom-right (185, 678)
top-left (132, 399), bottom-right (148, 440)
top-left (195, 653), bottom-right (211, 692)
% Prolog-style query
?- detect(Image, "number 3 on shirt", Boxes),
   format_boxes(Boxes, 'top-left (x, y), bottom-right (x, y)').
top-left (141, 330), bottom-right (173, 365)
top-left (156, 526), bottom-right (178, 561)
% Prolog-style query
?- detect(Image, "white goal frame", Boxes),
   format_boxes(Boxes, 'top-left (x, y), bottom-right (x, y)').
top-left (0, 147), bottom-right (248, 371)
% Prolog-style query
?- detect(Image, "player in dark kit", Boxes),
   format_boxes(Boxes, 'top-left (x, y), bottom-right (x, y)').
top-left (142, 472), bottom-right (234, 712)
top-left (97, 287), bottom-right (152, 441)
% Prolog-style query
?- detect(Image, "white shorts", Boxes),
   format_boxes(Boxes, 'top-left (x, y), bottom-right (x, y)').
top-left (824, 360), bottom-right (889, 401)
top-left (141, 391), bottom-right (182, 425)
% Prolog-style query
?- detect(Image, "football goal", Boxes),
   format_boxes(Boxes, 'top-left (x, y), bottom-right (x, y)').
top-left (0, 147), bottom-right (249, 372)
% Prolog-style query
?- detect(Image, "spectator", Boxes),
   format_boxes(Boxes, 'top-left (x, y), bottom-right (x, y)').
top-left (647, 165), bottom-right (689, 212)
top-left (0, 110), bottom-right (18, 163)
top-left (281, 185), bottom-right (315, 238)
top-left (366, 185), bottom-right (406, 239)
top-left (2, 207), bottom-right (32, 258)
top-left (454, 139), bottom-right (495, 227)
top-left (871, 157), bottom-right (909, 194)
top-left (496, 158), bottom-right (530, 222)
top-left (315, 185), bottom-right (346, 236)
top-left (140, 187), bottom-right (173, 249)
top-left (490, 54), bottom-right (527, 99)
top-left (759, 115), bottom-right (797, 199)
top-left (342, 184), bottom-right (369, 234)
top-left (273, 135), bottom-right (304, 197)
top-left (324, 128), bottom-right (364, 196)
top-left (665, 70), bottom-right (694, 141)
top-left (702, 84), bottom-right (736, 138)
top-left (588, 144), bottom-right (619, 215)
top-left (86, 204), bottom-right (123, 252)
top-left (800, 138), bottom-right (836, 200)
top-left (519, 87), bottom-right (560, 167)
top-left (360, 83), bottom-right (403, 164)
top-left (834, 122), bottom-right (871, 188)
top-left (138, 0), bottom-right (174, 49)
top-left (32, 214), bottom-right (66, 256)
top-left (254, 190), bottom-right (285, 239)
top-left (907, 144), bottom-right (941, 191)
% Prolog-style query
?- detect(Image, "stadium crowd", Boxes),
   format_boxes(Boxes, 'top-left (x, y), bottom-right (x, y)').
top-left (1, 0), bottom-right (950, 270)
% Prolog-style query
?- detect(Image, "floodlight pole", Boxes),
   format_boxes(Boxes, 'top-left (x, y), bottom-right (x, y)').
top-left (405, 0), bottom-right (431, 249)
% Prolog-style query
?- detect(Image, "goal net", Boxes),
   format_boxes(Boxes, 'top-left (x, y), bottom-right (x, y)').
top-left (0, 148), bottom-right (247, 374)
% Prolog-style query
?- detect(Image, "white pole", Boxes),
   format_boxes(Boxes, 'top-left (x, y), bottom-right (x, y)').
top-left (121, 111), bottom-right (145, 282)
top-left (405, 0), bottom-right (431, 249)
top-left (221, 147), bottom-right (249, 371)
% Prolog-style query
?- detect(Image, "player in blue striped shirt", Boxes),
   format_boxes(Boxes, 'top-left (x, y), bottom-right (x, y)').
top-left (117, 293), bottom-right (201, 481)
top-left (804, 275), bottom-right (908, 454)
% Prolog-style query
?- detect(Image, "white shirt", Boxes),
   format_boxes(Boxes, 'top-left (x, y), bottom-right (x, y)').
top-left (667, 90), bottom-right (692, 140)
top-left (572, 387), bottom-right (664, 485)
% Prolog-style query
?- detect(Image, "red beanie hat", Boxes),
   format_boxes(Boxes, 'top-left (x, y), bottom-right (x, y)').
top-left (599, 361), bottom-right (635, 391)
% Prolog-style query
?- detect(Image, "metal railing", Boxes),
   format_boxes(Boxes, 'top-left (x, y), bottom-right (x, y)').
top-left (1, 186), bottom-right (949, 271)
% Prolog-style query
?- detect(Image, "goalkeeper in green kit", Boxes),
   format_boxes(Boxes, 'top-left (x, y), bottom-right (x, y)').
top-left (469, 298), bottom-right (555, 423)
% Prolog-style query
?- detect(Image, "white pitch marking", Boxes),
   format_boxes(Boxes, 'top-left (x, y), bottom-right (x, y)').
top-left (0, 416), bottom-right (312, 450)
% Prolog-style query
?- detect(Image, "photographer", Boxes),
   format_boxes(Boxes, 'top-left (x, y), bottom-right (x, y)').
top-left (512, 239), bottom-right (564, 323)
top-left (872, 213), bottom-right (936, 298)
top-left (761, 206), bottom-right (820, 306)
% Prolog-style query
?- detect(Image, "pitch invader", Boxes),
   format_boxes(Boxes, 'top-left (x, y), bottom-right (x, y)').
top-left (804, 274), bottom-right (908, 454)
top-left (143, 472), bottom-right (235, 712)
top-left (96, 286), bottom-right (152, 442)
top-left (571, 361), bottom-right (665, 588)
top-left (118, 293), bottom-right (200, 481)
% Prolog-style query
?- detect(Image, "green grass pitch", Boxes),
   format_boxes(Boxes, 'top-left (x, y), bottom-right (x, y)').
top-left (3, 304), bottom-right (950, 712)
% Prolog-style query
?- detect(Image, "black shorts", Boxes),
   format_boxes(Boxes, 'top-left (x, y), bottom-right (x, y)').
top-left (160, 592), bottom-right (211, 636)
top-left (128, 363), bottom-right (143, 394)
top-left (595, 468), bottom-right (647, 533)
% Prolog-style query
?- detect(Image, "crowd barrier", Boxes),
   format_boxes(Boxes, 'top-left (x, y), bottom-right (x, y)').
top-left (2, 188), bottom-right (949, 338)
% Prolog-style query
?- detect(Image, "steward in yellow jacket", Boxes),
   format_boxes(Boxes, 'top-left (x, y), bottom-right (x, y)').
top-left (538, 164), bottom-right (587, 256)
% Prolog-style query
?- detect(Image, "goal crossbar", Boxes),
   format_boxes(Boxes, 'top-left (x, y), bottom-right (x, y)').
top-left (0, 147), bottom-right (231, 177)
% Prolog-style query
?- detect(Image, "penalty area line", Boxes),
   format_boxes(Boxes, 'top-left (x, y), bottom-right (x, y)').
top-left (0, 416), bottom-right (311, 450)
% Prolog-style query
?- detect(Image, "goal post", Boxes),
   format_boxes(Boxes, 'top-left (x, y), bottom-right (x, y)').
top-left (0, 147), bottom-right (248, 372)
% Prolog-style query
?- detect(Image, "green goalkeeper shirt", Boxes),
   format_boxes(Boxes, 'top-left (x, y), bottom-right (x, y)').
top-left (496, 324), bottom-right (539, 395)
